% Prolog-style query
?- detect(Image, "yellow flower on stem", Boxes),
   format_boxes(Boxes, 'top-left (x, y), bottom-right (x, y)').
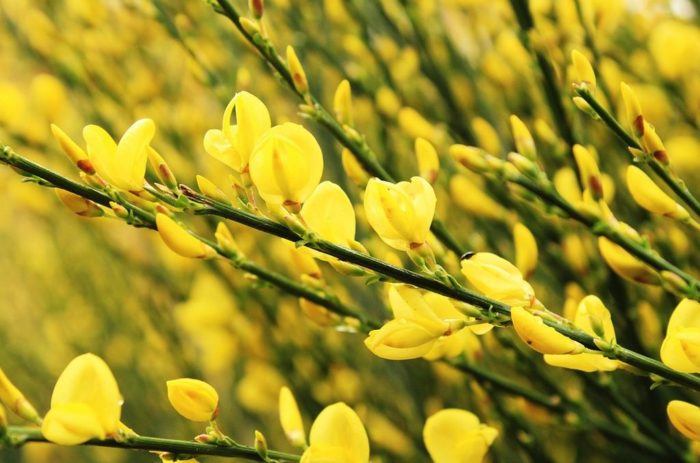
top-left (55, 190), bottom-right (103, 218)
top-left (460, 253), bottom-right (536, 307)
top-left (571, 49), bottom-right (596, 94)
top-left (423, 409), bottom-right (498, 463)
top-left (249, 122), bottom-right (324, 210)
top-left (333, 79), bottom-right (353, 126)
top-left (166, 378), bottom-right (219, 422)
top-left (83, 118), bottom-right (155, 192)
top-left (300, 181), bottom-right (356, 249)
top-left (42, 353), bottom-right (122, 445)
top-left (203, 91), bottom-right (271, 174)
top-left (364, 176), bottom-right (436, 251)
top-left (511, 307), bottom-right (585, 355)
top-left (668, 400), bottom-right (700, 441)
top-left (626, 165), bottom-right (688, 220)
top-left (510, 115), bottom-right (536, 161)
top-left (545, 296), bottom-right (618, 372)
top-left (0, 368), bottom-right (40, 424)
top-left (573, 144), bottom-right (603, 201)
top-left (598, 227), bottom-right (658, 285)
top-left (661, 299), bottom-right (700, 373)
top-left (415, 137), bottom-right (439, 184)
top-left (300, 402), bottom-right (369, 463)
top-left (156, 213), bottom-right (217, 259)
top-left (513, 222), bottom-right (538, 279)
top-left (50, 124), bottom-right (94, 174)
top-left (620, 82), bottom-right (644, 137)
top-left (278, 386), bottom-right (307, 448)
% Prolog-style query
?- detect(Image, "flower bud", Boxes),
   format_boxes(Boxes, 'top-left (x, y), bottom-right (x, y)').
top-left (513, 222), bottom-right (538, 279)
top-left (148, 147), bottom-right (177, 190)
top-left (620, 82), bottom-right (644, 138)
top-left (249, 0), bottom-right (264, 18)
top-left (287, 45), bottom-right (309, 95)
top-left (510, 115), bottom-right (537, 161)
top-left (166, 378), bottom-right (219, 422)
top-left (626, 166), bottom-right (687, 220)
top-left (279, 387), bottom-right (307, 447)
top-left (415, 138), bottom-right (439, 184)
top-left (668, 400), bottom-right (700, 441)
top-left (571, 50), bottom-right (596, 93)
top-left (333, 79), bottom-right (353, 126)
top-left (55, 190), bottom-right (104, 217)
top-left (598, 235), bottom-right (658, 285)
top-left (449, 145), bottom-right (490, 173)
top-left (0, 368), bottom-right (41, 424)
top-left (196, 175), bottom-right (230, 204)
top-left (573, 144), bottom-right (603, 200)
top-left (661, 299), bottom-right (700, 373)
top-left (156, 213), bottom-right (217, 259)
top-left (641, 121), bottom-right (669, 165)
top-left (50, 124), bottom-right (95, 174)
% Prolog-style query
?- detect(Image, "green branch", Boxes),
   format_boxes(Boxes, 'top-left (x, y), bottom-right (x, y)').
top-left (3, 426), bottom-right (300, 462)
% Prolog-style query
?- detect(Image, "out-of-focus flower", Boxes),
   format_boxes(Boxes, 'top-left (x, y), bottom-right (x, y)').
top-left (42, 354), bottom-right (122, 445)
top-left (279, 386), bottom-right (307, 447)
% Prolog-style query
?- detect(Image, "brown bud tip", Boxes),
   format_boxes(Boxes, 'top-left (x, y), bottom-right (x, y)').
top-left (653, 150), bottom-right (669, 165)
top-left (633, 115), bottom-right (645, 138)
top-left (77, 159), bottom-right (96, 175)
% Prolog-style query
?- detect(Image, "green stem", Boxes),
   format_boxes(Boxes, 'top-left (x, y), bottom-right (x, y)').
top-left (3, 427), bottom-right (300, 462)
top-left (3, 145), bottom-right (700, 392)
top-left (575, 88), bottom-right (700, 218)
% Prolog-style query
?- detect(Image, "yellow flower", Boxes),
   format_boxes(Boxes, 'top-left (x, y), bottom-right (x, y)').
top-left (415, 137), bottom-right (439, 184)
top-left (42, 353), bottom-right (122, 445)
top-left (364, 177), bottom-right (436, 251)
top-left (668, 400), bottom-right (700, 441)
top-left (423, 409), bottom-right (498, 463)
top-left (166, 378), bottom-right (219, 422)
top-left (598, 230), bottom-right (658, 285)
top-left (333, 79), bottom-right (353, 125)
top-left (460, 253), bottom-right (535, 307)
top-left (341, 148), bottom-right (370, 187)
top-left (279, 387), bottom-right (307, 447)
top-left (511, 307), bottom-right (585, 355)
top-left (50, 124), bottom-right (94, 174)
top-left (513, 222), bottom-right (538, 279)
top-left (203, 91), bottom-right (271, 173)
top-left (300, 181), bottom-right (356, 248)
top-left (571, 49), bottom-right (596, 93)
top-left (156, 213), bottom-right (217, 259)
top-left (544, 296), bottom-right (618, 372)
top-left (0, 368), bottom-right (40, 423)
top-left (83, 118), bottom-right (155, 191)
top-left (364, 318), bottom-right (448, 360)
top-left (287, 45), bottom-right (309, 95)
top-left (572, 144), bottom-right (603, 200)
top-left (626, 166), bottom-right (688, 220)
top-left (301, 402), bottom-right (369, 463)
top-left (249, 122), bottom-right (324, 209)
top-left (620, 82), bottom-right (644, 137)
top-left (661, 299), bottom-right (700, 373)
top-left (510, 115), bottom-right (536, 160)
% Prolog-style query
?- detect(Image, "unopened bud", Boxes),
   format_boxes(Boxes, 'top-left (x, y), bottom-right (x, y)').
top-left (109, 201), bottom-right (129, 219)
top-left (341, 149), bottom-right (370, 187)
top-left (620, 82), bottom-right (644, 138)
top-left (55, 189), bottom-right (104, 217)
top-left (571, 50), bottom-right (596, 94)
top-left (0, 368), bottom-right (41, 424)
top-left (196, 175), bottom-right (230, 204)
top-left (572, 97), bottom-right (600, 120)
top-left (449, 144), bottom-right (489, 172)
top-left (148, 147), bottom-right (178, 190)
top-left (240, 17), bottom-right (260, 36)
top-left (641, 121), bottom-right (669, 165)
top-left (287, 45), bottom-right (309, 96)
top-left (50, 124), bottom-right (95, 174)
top-left (510, 115), bottom-right (537, 160)
top-left (249, 0), bottom-right (264, 19)
top-left (333, 79), bottom-right (353, 126)
top-left (254, 430), bottom-right (268, 460)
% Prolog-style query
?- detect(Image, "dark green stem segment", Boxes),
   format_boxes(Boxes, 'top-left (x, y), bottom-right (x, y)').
top-left (212, 0), bottom-right (465, 256)
top-left (3, 427), bottom-right (300, 462)
top-left (575, 88), bottom-right (700, 218)
top-left (3, 145), bottom-right (700, 391)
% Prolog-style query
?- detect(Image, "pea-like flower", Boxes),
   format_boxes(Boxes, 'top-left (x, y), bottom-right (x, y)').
top-left (83, 118), bottom-right (155, 191)
top-left (300, 402), bottom-right (369, 463)
top-left (300, 181), bottom-right (356, 248)
top-left (279, 386), bottom-right (307, 448)
top-left (460, 253), bottom-right (536, 307)
top-left (166, 378), bottom-right (219, 422)
top-left (42, 353), bottom-right (122, 445)
top-left (626, 165), bottom-right (689, 220)
top-left (364, 176), bottom-right (436, 251)
top-left (511, 307), bottom-right (584, 355)
top-left (249, 122), bottom-right (324, 209)
top-left (423, 409), bottom-right (498, 463)
top-left (661, 299), bottom-right (700, 373)
top-left (156, 213), bottom-right (217, 260)
top-left (203, 91), bottom-right (271, 174)
top-left (667, 400), bottom-right (700, 441)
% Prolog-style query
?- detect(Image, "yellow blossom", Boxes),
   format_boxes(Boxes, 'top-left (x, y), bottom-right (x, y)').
top-left (571, 49), bottom-right (596, 93)
top-left (661, 299), bottom-right (700, 373)
top-left (620, 82), bottom-right (643, 137)
top-left (300, 181), bottom-right (356, 248)
top-left (415, 138), bottom-right (439, 184)
top-left (461, 253), bottom-right (536, 307)
top-left (249, 122), bottom-right (324, 209)
top-left (287, 45), bottom-right (309, 95)
top-left (42, 354), bottom-right (122, 445)
top-left (156, 213), bottom-right (217, 259)
top-left (513, 222), bottom-right (538, 278)
top-left (166, 378), bottom-right (219, 422)
top-left (423, 409), bottom-right (498, 463)
top-left (510, 115), bottom-right (536, 160)
top-left (0, 368), bottom-right (40, 424)
top-left (511, 307), bottom-right (584, 355)
top-left (300, 402), bottom-right (369, 463)
top-left (203, 91), bottom-right (271, 174)
top-left (573, 144), bottom-right (603, 200)
top-left (55, 190), bottom-right (104, 218)
top-left (668, 400), bottom-right (700, 441)
top-left (598, 228), bottom-right (658, 285)
top-left (626, 166), bottom-right (688, 220)
top-left (333, 79), bottom-right (353, 125)
top-left (50, 124), bottom-right (94, 174)
top-left (364, 177), bottom-right (436, 251)
top-left (83, 118), bottom-right (155, 191)
top-left (279, 387), bottom-right (307, 447)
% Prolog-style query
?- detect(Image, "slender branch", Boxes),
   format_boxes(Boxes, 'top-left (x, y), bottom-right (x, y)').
top-left (3, 145), bottom-right (700, 393)
top-left (575, 88), bottom-right (700, 218)
top-left (3, 426), bottom-right (300, 462)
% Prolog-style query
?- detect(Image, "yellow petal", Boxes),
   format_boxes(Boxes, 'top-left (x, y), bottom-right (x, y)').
top-left (620, 82), bottom-right (643, 137)
top-left (115, 118), bottom-right (155, 191)
top-left (513, 222), bottom-right (538, 278)
top-left (166, 378), bottom-right (219, 422)
top-left (544, 353), bottom-right (618, 372)
top-left (626, 165), bottom-right (688, 219)
top-left (461, 253), bottom-right (535, 307)
top-left (287, 45), bottom-right (309, 94)
top-left (510, 115), bottom-right (536, 160)
top-left (51, 124), bottom-right (93, 173)
top-left (300, 182), bottom-right (356, 246)
top-left (156, 213), bottom-right (217, 259)
top-left (364, 318), bottom-right (445, 360)
top-left (83, 124), bottom-right (117, 185)
top-left (668, 299), bottom-right (700, 333)
top-left (415, 138), bottom-right (439, 184)
top-left (574, 295), bottom-right (616, 342)
top-left (668, 400), bottom-right (700, 441)
top-left (573, 144), bottom-right (603, 199)
top-left (333, 80), bottom-right (353, 125)
top-left (307, 403), bottom-right (369, 463)
top-left (511, 307), bottom-right (584, 355)
top-left (279, 387), bottom-right (307, 447)
top-left (42, 403), bottom-right (106, 445)
top-left (423, 409), bottom-right (497, 463)
top-left (571, 49), bottom-right (596, 93)
top-left (598, 236), bottom-right (658, 284)
top-left (50, 353), bottom-right (122, 436)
